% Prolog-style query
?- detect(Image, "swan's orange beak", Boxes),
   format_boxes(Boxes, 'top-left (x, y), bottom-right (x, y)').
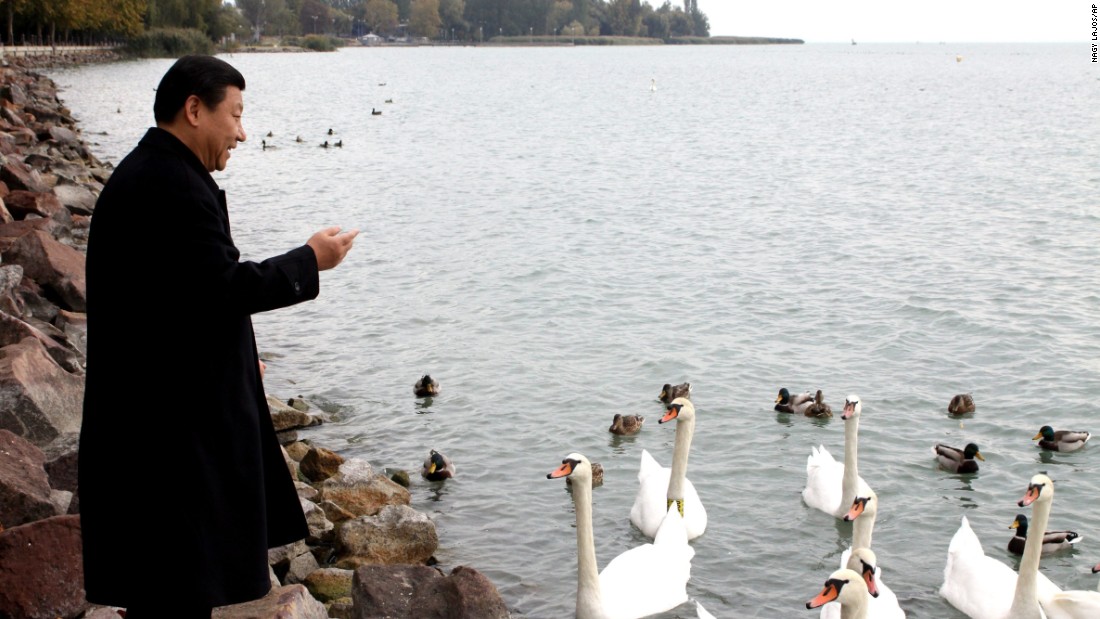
top-left (1019, 483), bottom-right (1043, 507)
top-left (548, 460), bottom-right (574, 479)
top-left (806, 580), bottom-right (841, 608)
top-left (844, 497), bottom-right (868, 522)
top-left (1092, 562), bottom-right (1100, 574)
top-left (841, 401), bottom-right (856, 419)
top-left (660, 404), bottom-right (681, 424)
top-left (861, 564), bottom-right (880, 598)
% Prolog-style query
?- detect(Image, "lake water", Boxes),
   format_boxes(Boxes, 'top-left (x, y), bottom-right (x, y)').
top-left (51, 43), bottom-right (1100, 618)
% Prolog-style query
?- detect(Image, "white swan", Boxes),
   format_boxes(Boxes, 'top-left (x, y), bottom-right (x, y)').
top-left (808, 568), bottom-right (871, 619)
top-left (804, 395), bottom-right (873, 518)
top-left (1040, 562), bottom-right (1100, 618)
top-left (940, 474), bottom-right (1063, 619)
top-left (629, 397), bottom-right (707, 539)
top-left (549, 453), bottom-right (694, 619)
top-left (821, 491), bottom-right (906, 618)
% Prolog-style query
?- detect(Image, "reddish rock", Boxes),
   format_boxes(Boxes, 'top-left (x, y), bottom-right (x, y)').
top-left (0, 310), bottom-right (83, 373)
top-left (351, 564), bottom-right (509, 619)
top-left (0, 428), bottom-right (55, 527)
top-left (41, 432), bottom-right (79, 513)
top-left (3, 189), bottom-right (62, 219)
top-left (0, 515), bottom-right (87, 619)
top-left (335, 504), bottom-right (438, 567)
top-left (300, 445), bottom-right (344, 483)
top-left (212, 584), bottom-right (328, 619)
top-left (0, 197), bottom-right (12, 224)
top-left (3, 229), bottom-right (86, 311)
top-left (1, 157), bottom-right (48, 192)
top-left (320, 459), bottom-right (410, 518)
top-left (0, 337), bottom-right (84, 446)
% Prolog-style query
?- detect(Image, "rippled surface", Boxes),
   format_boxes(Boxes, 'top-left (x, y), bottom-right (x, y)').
top-left (52, 43), bottom-right (1100, 618)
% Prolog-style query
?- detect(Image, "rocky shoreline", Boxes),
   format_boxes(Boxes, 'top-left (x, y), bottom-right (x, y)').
top-left (0, 52), bottom-right (510, 619)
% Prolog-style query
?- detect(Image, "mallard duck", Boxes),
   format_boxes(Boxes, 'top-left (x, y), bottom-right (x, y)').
top-left (266, 130), bottom-right (273, 137)
top-left (1008, 513), bottom-right (1080, 556)
top-left (776, 387), bottom-right (814, 414)
top-left (934, 443), bottom-right (984, 474)
top-left (421, 449), bottom-right (455, 481)
top-left (371, 108), bottom-right (382, 115)
top-left (948, 394), bottom-right (975, 415)
top-left (609, 413), bottom-right (645, 435)
top-left (805, 389), bottom-right (833, 418)
top-left (1033, 426), bottom-right (1090, 452)
top-left (658, 382), bottom-right (691, 404)
top-left (414, 374), bottom-right (439, 397)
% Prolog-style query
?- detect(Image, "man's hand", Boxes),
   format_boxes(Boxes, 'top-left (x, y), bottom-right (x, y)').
top-left (307, 226), bottom-right (360, 271)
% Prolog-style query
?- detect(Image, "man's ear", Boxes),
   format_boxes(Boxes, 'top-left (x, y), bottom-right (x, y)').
top-left (181, 94), bottom-right (203, 128)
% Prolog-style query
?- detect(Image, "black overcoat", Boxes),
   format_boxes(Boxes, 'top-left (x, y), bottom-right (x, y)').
top-left (78, 128), bottom-right (316, 607)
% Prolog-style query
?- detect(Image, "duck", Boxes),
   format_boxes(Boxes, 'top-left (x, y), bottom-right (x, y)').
top-left (334, 139), bottom-right (343, 148)
top-left (567, 461), bottom-right (604, 488)
top-left (320, 140), bottom-right (329, 148)
top-left (808, 568), bottom-right (872, 619)
top-left (776, 387), bottom-right (814, 414)
top-left (609, 413), bottom-right (644, 435)
top-left (371, 108), bottom-right (383, 115)
top-left (1007, 513), bottom-right (1080, 556)
top-left (630, 398), bottom-right (707, 540)
top-left (658, 382), bottom-right (691, 404)
top-left (266, 130), bottom-right (273, 137)
top-left (414, 374), bottom-right (439, 397)
top-left (803, 395), bottom-right (873, 519)
top-left (948, 394), bottom-right (976, 415)
top-left (940, 474), bottom-right (1063, 619)
top-left (825, 490), bottom-right (906, 618)
top-left (1033, 426), bottom-right (1090, 452)
top-left (295, 135), bottom-right (304, 143)
top-left (1040, 561), bottom-right (1100, 618)
top-left (327, 128), bottom-right (334, 135)
top-left (385, 98), bottom-right (394, 103)
top-left (820, 548), bottom-right (892, 619)
top-left (934, 443), bottom-right (985, 474)
top-left (548, 453), bottom-right (694, 619)
top-left (421, 449), bottom-right (455, 481)
top-left (805, 389), bottom-right (833, 418)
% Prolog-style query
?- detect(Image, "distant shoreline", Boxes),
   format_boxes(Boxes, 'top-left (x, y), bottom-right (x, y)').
top-left (233, 34), bottom-right (803, 53)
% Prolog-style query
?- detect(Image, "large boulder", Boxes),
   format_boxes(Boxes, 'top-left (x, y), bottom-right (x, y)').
top-left (51, 183), bottom-right (97, 216)
top-left (0, 310), bottom-right (83, 373)
top-left (320, 458), bottom-right (410, 518)
top-left (213, 584), bottom-right (328, 619)
top-left (41, 432), bottom-right (79, 513)
top-left (2, 228), bottom-right (85, 311)
top-left (0, 158), bottom-right (49, 193)
top-left (300, 445), bottom-right (344, 483)
top-left (0, 515), bottom-right (88, 619)
top-left (336, 504), bottom-right (438, 567)
top-left (302, 567), bottom-right (353, 603)
top-left (351, 564), bottom-right (510, 619)
top-left (267, 395), bottom-right (321, 432)
top-left (3, 190), bottom-right (62, 219)
top-left (0, 336), bottom-right (84, 446)
top-left (0, 428), bottom-right (55, 527)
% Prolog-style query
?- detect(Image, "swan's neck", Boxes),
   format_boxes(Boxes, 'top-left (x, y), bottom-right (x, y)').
top-left (571, 479), bottom-right (605, 619)
top-left (852, 504), bottom-right (875, 551)
top-left (841, 414), bottom-right (860, 509)
top-left (1007, 497), bottom-right (1052, 619)
top-left (666, 414), bottom-right (695, 503)
top-left (841, 598), bottom-right (868, 619)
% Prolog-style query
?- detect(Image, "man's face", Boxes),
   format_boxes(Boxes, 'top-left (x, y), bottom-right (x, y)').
top-left (198, 86), bottom-right (246, 172)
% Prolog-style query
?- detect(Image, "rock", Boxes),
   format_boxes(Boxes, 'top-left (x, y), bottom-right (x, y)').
top-left (285, 440), bottom-right (310, 462)
top-left (213, 584), bottom-right (328, 619)
top-left (0, 310), bottom-right (83, 373)
top-left (3, 190), bottom-right (62, 219)
top-left (40, 431), bottom-right (79, 513)
top-left (0, 337), bottom-right (84, 446)
top-left (280, 444), bottom-right (299, 482)
top-left (268, 395), bottom-right (321, 432)
top-left (0, 428), bottom-right (55, 527)
top-left (46, 126), bottom-right (79, 146)
top-left (318, 499), bottom-right (355, 525)
top-left (83, 607), bottom-right (125, 619)
top-left (294, 481), bottom-right (319, 502)
top-left (389, 470), bottom-right (410, 488)
top-left (300, 497), bottom-right (333, 544)
top-left (51, 183), bottom-right (97, 216)
top-left (320, 459), bottom-right (410, 518)
top-left (327, 597), bottom-right (355, 619)
top-left (285, 547), bottom-right (320, 585)
top-left (302, 567), bottom-right (353, 603)
top-left (48, 488), bottom-right (72, 514)
top-left (336, 504), bottom-right (438, 567)
top-left (269, 539), bottom-right (311, 583)
top-left (351, 564), bottom-right (509, 619)
top-left (3, 229), bottom-right (85, 312)
top-left (0, 198), bottom-right (12, 224)
top-left (287, 397), bottom-right (310, 412)
top-left (1, 82), bottom-right (28, 107)
top-left (0, 158), bottom-right (49, 193)
top-left (275, 429), bottom-right (298, 445)
top-left (300, 445), bottom-right (344, 483)
top-left (0, 515), bottom-right (88, 619)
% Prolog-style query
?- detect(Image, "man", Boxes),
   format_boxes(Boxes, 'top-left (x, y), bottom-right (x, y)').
top-left (78, 55), bottom-right (358, 617)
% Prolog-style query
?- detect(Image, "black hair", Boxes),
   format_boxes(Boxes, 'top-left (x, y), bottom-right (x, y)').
top-left (153, 55), bottom-right (246, 124)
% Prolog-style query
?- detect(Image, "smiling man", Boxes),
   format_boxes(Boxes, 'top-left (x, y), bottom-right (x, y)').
top-left (78, 55), bottom-right (358, 617)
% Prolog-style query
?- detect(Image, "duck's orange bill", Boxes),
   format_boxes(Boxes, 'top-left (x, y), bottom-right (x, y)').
top-left (807, 582), bottom-right (839, 608)
top-left (548, 461), bottom-right (574, 479)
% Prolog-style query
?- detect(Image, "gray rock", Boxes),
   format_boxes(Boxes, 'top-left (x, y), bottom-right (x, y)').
top-left (213, 584), bottom-right (328, 619)
top-left (0, 428), bottom-right (55, 527)
top-left (0, 337), bottom-right (84, 446)
top-left (302, 568), bottom-right (353, 603)
top-left (300, 496), bottom-right (334, 544)
top-left (320, 459), bottom-right (410, 518)
top-left (351, 564), bottom-right (510, 619)
top-left (51, 183), bottom-right (96, 216)
top-left (336, 504), bottom-right (438, 567)
top-left (294, 481), bottom-right (319, 502)
top-left (285, 547), bottom-right (320, 585)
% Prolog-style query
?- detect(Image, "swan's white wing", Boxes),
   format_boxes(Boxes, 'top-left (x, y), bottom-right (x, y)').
top-left (1043, 591), bottom-right (1100, 619)
top-left (599, 541), bottom-right (692, 619)
top-left (630, 453), bottom-right (707, 540)
top-left (940, 516), bottom-right (1019, 619)
top-left (804, 445), bottom-right (844, 516)
top-left (695, 600), bottom-right (716, 619)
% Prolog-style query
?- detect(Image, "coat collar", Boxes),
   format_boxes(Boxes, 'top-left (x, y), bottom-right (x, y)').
top-left (139, 127), bottom-right (221, 196)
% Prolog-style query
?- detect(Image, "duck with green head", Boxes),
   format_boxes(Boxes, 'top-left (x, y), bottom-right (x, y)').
top-left (934, 443), bottom-right (985, 474)
top-left (1033, 426), bottom-right (1090, 452)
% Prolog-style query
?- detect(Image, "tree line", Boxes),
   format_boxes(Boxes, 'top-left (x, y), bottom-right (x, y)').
top-left (1, 0), bottom-right (709, 46)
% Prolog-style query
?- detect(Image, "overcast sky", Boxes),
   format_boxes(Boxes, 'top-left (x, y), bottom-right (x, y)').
top-left (697, 1), bottom-right (1084, 43)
